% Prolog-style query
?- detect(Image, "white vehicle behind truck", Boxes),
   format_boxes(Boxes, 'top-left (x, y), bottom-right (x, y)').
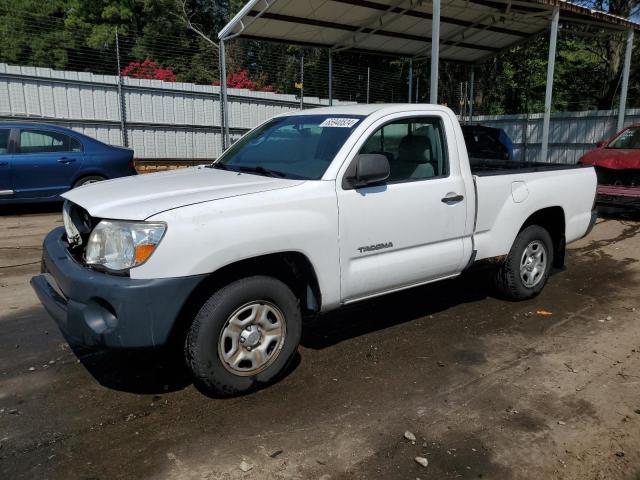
top-left (32, 104), bottom-right (597, 396)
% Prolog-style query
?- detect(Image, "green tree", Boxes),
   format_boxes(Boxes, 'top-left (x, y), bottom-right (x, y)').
top-left (0, 0), bottom-right (70, 68)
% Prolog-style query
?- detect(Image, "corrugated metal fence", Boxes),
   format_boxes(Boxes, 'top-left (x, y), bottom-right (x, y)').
top-left (471, 109), bottom-right (640, 163)
top-left (1, 63), bottom-right (637, 163)
top-left (0, 63), bottom-right (352, 159)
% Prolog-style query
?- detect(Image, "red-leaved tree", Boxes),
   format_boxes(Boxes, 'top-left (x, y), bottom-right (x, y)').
top-left (213, 69), bottom-right (273, 92)
top-left (121, 59), bottom-right (177, 82)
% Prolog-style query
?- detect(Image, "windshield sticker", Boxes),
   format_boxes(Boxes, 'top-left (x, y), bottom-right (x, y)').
top-left (319, 118), bottom-right (360, 128)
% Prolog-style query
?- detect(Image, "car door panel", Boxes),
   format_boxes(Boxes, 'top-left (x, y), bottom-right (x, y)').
top-left (338, 178), bottom-right (467, 300)
top-left (337, 114), bottom-right (468, 302)
top-left (13, 128), bottom-right (83, 199)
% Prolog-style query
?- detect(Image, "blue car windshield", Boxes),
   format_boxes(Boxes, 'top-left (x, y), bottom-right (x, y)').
top-left (212, 114), bottom-right (364, 180)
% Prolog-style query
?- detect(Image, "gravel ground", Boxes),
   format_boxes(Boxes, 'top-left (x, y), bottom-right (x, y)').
top-left (0, 204), bottom-right (639, 480)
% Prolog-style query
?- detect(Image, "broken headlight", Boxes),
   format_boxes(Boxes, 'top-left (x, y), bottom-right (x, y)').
top-left (84, 220), bottom-right (166, 273)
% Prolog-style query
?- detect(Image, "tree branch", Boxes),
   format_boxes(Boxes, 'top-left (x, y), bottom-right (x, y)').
top-left (173, 0), bottom-right (218, 50)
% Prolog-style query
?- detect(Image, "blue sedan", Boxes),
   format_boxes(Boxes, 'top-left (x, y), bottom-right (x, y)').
top-left (0, 123), bottom-right (136, 203)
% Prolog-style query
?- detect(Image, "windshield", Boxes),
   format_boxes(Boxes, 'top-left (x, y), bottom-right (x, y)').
top-left (608, 127), bottom-right (640, 149)
top-left (213, 114), bottom-right (364, 180)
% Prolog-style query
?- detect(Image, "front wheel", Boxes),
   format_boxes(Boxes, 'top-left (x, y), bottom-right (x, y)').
top-left (494, 225), bottom-right (554, 300)
top-left (185, 276), bottom-right (301, 397)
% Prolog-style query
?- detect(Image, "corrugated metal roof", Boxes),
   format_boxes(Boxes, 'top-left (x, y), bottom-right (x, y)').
top-left (219, 0), bottom-right (640, 62)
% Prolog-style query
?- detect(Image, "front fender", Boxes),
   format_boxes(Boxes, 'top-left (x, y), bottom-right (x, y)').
top-left (135, 182), bottom-right (342, 311)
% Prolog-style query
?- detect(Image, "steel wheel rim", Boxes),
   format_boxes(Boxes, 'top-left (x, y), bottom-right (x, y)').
top-left (81, 179), bottom-right (101, 186)
top-left (217, 301), bottom-right (287, 376)
top-left (519, 240), bottom-right (547, 288)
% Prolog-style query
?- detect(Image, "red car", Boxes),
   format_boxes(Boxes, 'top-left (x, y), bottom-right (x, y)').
top-left (579, 125), bottom-right (640, 208)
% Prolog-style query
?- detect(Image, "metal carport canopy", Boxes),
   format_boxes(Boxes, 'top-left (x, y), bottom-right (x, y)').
top-left (217, 0), bottom-right (640, 159)
top-left (219, 0), bottom-right (639, 63)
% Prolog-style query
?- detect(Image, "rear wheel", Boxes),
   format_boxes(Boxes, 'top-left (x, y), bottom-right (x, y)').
top-left (185, 276), bottom-right (301, 397)
top-left (494, 225), bottom-right (553, 300)
top-left (73, 175), bottom-right (105, 188)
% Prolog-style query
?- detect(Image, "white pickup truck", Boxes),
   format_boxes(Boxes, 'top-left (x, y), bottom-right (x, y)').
top-left (32, 105), bottom-right (597, 396)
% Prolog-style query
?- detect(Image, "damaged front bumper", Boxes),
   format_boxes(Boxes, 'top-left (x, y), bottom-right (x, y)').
top-left (31, 227), bottom-right (205, 348)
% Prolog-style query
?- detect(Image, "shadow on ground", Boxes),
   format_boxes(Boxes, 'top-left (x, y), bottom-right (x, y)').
top-left (302, 269), bottom-right (492, 350)
top-left (71, 346), bottom-right (194, 394)
top-left (597, 205), bottom-right (640, 221)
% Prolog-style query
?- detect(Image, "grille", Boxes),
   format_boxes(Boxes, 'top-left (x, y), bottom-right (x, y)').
top-left (62, 201), bottom-right (96, 250)
top-left (595, 167), bottom-right (640, 187)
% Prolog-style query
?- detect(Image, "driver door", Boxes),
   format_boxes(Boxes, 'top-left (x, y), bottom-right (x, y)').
top-left (337, 114), bottom-right (469, 302)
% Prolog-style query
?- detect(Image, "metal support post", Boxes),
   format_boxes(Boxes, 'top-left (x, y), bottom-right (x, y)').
top-left (300, 54), bottom-right (304, 110)
top-left (408, 58), bottom-right (413, 103)
top-left (541, 6), bottom-right (559, 162)
top-left (469, 65), bottom-right (475, 123)
top-left (114, 28), bottom-right (128, 147)
top-left (366, 67), bottom-right (370, 104)
top-left (328, 49), bottom-right (333, 106)
top-left (219, 40), bottom-right (230, 150)
top-left (618, 29), bottom-right (634, 132)
top-left (430, 0), bottom-right (441, 104)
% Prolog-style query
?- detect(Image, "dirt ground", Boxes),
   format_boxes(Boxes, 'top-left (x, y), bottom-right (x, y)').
top-left (1, 204), bottom-right (639, 480)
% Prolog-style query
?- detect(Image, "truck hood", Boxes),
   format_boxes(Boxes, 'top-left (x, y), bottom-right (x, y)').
top-left (62, 166), bottom-right (305, 220)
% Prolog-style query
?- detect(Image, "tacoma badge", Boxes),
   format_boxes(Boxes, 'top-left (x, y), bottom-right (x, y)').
top-left (357, 242), bottom-right (393, 253)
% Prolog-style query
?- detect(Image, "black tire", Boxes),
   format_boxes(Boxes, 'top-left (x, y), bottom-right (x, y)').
top-left (494, 225), bottom-right (554, 300)
top-left (185, 276), bottom-right (301, 397)
top-left (73, 175), bottom-right (105, 188)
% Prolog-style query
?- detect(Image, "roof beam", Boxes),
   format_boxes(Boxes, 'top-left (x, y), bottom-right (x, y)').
top-left (470, 0), bottom-right (638, 31)
top-left (439, 12), bottom-right (507, 57)
top-left (467, 0), bottom-right (546, 15)
top-left (219, 0), bottom-right (275, 40)
top-left (332, 0), bottom-right (419, 52)
top-left (247, 11), bottom-right (501, 53)
top-left (239, 33), bottom-right (474, 63)
top-left (331, 0), bottom-right (529, 38)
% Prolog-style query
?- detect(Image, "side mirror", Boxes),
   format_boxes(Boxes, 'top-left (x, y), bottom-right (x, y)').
top-left (596, 140), bottom-right (606, 148)
top-left (344, 154), bottom-right (390, 189)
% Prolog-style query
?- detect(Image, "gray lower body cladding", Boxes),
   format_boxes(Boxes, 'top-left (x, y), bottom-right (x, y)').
top-left (31, 227), bottom-right (205, 348)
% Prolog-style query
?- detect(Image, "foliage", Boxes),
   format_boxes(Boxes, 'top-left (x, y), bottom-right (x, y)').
top-left (0, 0), bottom-right (72, 69)
top-left (213, 69), bottom-right (274, 91)
top-left (120, 59), bottom-right (177, 82)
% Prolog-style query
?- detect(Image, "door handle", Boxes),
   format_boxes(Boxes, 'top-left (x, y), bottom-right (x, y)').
top-left (57, 157), bottom-right (76, 164)
top-left (441, 193), bottom-right (464, 204)
top-left (0, 161), bottom-right (8, 166)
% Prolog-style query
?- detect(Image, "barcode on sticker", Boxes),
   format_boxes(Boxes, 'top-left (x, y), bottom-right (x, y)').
top-left (319, 118), bottom-right (360, 128)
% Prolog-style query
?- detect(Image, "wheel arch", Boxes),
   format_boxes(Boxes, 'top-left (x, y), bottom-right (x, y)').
top-left (167, 251), bottom-right (322, 347)
top-left (71, 171), bottom-right (108, 187)
top-left (518, 206), bottom-right (566, 268)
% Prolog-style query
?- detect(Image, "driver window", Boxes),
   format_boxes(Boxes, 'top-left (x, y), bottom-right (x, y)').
top-left (609, 127), bottom-right (640, 149)
top-left (360, 117), bottom-right (448, 182)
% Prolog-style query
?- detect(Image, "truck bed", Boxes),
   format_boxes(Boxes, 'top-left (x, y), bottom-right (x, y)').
top-left (470, 158), bottom-right (588, 177)
top-left (471, 162), bottom-right (597, 262)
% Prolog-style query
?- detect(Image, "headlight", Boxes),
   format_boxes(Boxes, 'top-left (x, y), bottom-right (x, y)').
top-left (85, 220), bottom-right (166, 272)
